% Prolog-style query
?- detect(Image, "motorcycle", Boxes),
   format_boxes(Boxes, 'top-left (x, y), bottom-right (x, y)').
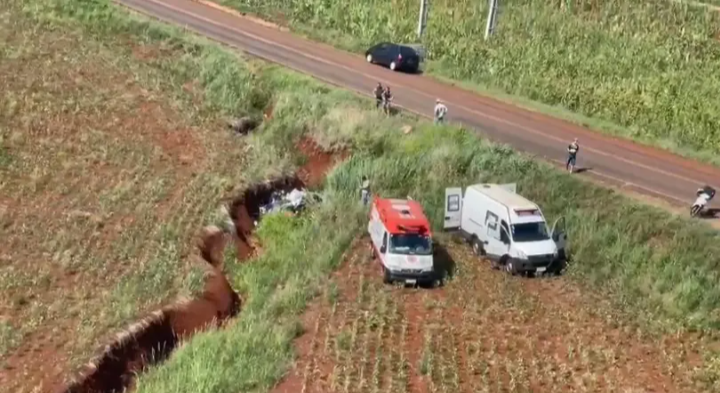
top-left (691, 186), bottom-right (716, 217)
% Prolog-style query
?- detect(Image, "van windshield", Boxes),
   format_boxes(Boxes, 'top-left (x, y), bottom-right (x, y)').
top-left (389, 234), bottom-right (432, 255)
top-left (511, 222), bottom-right (550, 242)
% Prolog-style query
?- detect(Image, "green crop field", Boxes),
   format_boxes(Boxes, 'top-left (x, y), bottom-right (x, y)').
top-left (222, 0), bottom-right (720, 164)
top-left (0, 0), bottom-right (285, 389)
top-left (5, 0), bottom-right (720, 392)
top-left (692, 0), bottom-right (720, 8)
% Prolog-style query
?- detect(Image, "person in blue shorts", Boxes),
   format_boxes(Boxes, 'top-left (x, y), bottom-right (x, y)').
top-left (566, 138), bottom-right (579, 173)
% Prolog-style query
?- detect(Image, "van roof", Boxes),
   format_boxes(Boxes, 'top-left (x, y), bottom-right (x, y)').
top-left (373, 197), bottom-right (431, 236)
top-left (469, 184), bottom-right (538, 211)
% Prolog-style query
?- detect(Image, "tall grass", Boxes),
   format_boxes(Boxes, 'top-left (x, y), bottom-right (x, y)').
top-left (224, 0), bottom-right (720, 159)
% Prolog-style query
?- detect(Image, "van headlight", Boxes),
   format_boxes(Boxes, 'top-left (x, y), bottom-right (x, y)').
top-left (514, 249), bottom-right (527, 260)
top-left (553, 249), bottom-right (558, 258)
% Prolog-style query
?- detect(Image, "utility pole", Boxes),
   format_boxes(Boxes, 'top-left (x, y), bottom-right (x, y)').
top-left (484, 0), bottom-right (499, 40)
top-left (417, 0), bottom-right (429, 39)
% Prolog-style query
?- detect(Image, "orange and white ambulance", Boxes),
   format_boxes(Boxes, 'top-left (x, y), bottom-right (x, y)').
top-left (368, 196), bottom-right (435, 285)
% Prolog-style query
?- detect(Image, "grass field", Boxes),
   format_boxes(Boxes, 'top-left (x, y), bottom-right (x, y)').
top-left (5, 0), bottom-right (720, 392)
top-left (0, 0), bottom-right (276, 389)
top-left (270, 239), bottom-right (704, 393)
top-left (221, 0), bottom-right (720, 164)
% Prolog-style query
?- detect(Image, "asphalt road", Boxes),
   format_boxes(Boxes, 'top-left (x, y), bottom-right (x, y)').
top-left (117, 0), bottom-right (720, 206)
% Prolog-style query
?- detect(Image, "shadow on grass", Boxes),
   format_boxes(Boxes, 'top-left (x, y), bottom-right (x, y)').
top-left (374, 105), bottom-right (402, 117)
top-left (410, 243), bottom-right (455, 289)
top-left (698, 208), bottom-right (720, 219)
top-left (387, 106), bottom-right (401, 117)
top-left (574, 167), bottom-right (592, 174)
top-left (434, 243), bottom-right (456, 279)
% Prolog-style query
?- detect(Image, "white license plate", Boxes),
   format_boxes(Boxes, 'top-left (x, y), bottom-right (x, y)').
top-left (405, 279), bottom-right (417, 285)
top-left (536, 267), bottom-right (547, 273)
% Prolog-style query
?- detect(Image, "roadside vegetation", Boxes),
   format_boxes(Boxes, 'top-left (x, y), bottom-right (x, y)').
top-left (5, 0), bottom-right (720, 392)
top-left (224, 0), bottom-right (720, 164)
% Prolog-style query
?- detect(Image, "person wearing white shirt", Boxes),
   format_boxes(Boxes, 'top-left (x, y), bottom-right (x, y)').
top-left (434, 99), bottom-right (448, 124)
top-left (566, 138), bottom-right (580, 173)
top-left (360, 176), bottom-right (371, 205)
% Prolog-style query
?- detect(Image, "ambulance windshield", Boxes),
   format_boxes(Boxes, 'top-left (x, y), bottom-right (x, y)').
top-left (389, 234), bottom-right (432, 255)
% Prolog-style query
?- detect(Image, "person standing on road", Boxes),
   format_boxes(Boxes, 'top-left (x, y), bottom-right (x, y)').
top-left (566, 138), bottom-right (580, 173)
top-left (373, 83), bottom-right (384, 109)
top-left (434, 99), bottom-right (448, 124)
top-left (360, 176), bottom-right (371, 206)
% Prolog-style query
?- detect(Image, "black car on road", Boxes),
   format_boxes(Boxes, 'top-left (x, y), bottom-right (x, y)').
top-left (365, 42), bottom-right (421, 73)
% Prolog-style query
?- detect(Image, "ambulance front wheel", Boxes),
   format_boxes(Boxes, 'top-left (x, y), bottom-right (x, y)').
top-left (382, 266), bottom-right (393, 284)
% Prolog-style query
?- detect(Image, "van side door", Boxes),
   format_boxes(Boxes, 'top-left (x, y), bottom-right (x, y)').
top-left (444, 187), bottom-right (463, 230)
top-left (499, 220), bottom-right (512, 255)
top-left (551, 216), bottom-right (567, 253)
top-left (484, 211), bottom-right (505, 259)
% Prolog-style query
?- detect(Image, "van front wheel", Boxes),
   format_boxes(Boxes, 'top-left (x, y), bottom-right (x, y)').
top-left (472, 238), bottom-right (483, 256)
top-left (505, 259), bottom-right (517, 276)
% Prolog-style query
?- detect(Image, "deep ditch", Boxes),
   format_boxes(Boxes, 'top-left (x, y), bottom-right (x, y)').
top-left (59, 175), bottom-right (306, 393)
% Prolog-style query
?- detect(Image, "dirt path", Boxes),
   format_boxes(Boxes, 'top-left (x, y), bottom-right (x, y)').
top-left (272, 237), bottom-right (706, 393)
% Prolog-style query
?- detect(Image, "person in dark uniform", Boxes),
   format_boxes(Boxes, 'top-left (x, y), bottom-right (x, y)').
top-left (373, 83), bottom-right (384, 109)
top-left (382, 86), bottom-right (393, 115)
top-left (361, 176), bottom-right (371, 205)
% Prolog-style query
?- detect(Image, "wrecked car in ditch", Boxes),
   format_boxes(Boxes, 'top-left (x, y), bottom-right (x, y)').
top-left (255, 188), bottom-right (323, 224)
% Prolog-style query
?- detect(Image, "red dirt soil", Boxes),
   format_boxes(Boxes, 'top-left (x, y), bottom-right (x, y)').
top-left (271, 238), bottom-right (706, 393)
top-left (296, 137), bottom-right (348, 188)
top-left (228, 176), bottom-right (306, 260)
top-left (59, 226), bottom-right (240, 393)
top-left (55, 139), bottom-right (346, 393)
top-left (227, 138), bottom-right (345, 257)
top-left (271, 239), bottom-right (371, 393)
top-left (58, 176), bottom-right (311, 393)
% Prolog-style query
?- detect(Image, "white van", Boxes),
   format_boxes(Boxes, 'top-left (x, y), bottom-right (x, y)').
top-left (368, 196), bottom-right (435, 285)
top-left (443, 183), bottom-right (567, 275)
